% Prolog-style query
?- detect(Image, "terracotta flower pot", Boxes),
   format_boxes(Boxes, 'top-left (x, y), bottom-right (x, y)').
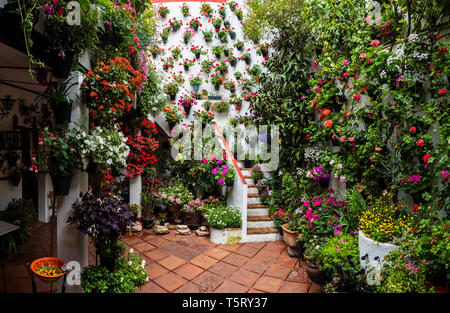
top-left (305, 262), bottom-right (325, 284)
top-left (282, 223), bottom-right (302, 257)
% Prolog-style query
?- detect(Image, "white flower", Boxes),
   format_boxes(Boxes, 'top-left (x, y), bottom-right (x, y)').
top-left (129, 248), bottom-right (134, 253)
top-left (337, 164), bottom-right (342, 170)
top-left (128, 261), bottom-right (132, 266)
top-left (329, 159), bottom-right (335, 166)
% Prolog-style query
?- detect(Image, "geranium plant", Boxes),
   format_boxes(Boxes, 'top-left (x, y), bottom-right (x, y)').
top-left (159, 184), bottom-right (194, 206)
top-left (201, 3), bottom-right (213, 17)
top-left (158, 6), bottom-right (170, 18)
top-left (189, 18), bottom-right (201, 31)
top-left (203, 30), bottom-right (213, 43)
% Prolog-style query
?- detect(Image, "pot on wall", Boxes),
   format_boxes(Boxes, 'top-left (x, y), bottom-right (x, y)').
top-left (52, 100), bottom-right (72, 124)
top-left (169, 93), bottom-right (177, 101)
top-left (50, 51), bottom-right (75, 79)
top-left (51, 174), bottom-right (73, 196)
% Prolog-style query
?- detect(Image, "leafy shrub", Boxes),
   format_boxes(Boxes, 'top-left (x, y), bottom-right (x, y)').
top-left (206, 206), bottom-right (241, 229)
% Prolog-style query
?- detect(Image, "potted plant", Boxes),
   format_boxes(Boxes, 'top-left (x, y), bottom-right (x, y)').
top-left (68, 190), bottom-right (136, 271)
top-left (190, 77), bottom-right (203, 92)
top-left (218, 6), bottom-right (226, 19)
top-left (234, 71), bottom-right (242, 80)
top-left (218, 30), bottom-right (228, 44)
top-left (211, 74), bottom-right (224, 90)
top-left (164, 82), bottom-right (179, 101)
top-left (181, 4), bottom-right (190, 17)
top-left (158, 6), bottom-right (170, 18)
top-left (228, 1), bottom-right (238, 11)
top-left (216, 60), bottom-right (228, 75)
top-left (163, 104), bottom-right (184, 129)
top-left (206, 204), bottom-right (242, 244)
top-left (201, 59), bottom-right (214, 74)
top-left (35, 128), bottom-right (79, 196)
top-left (224, 80), bottom-right (236, 93)
top-left (201, 89), bottom-right (209, 100)
top-left (162, 57), bottom-right (174, 71)
top-left (169, 18), bottom-right (182, 32)
top-left (203, 100), bottom-right (212, 111)
top-left (42, 80), bottom-right (77, 124)
top-left (201, 3), bottom-right (213, 18)
top-left (242, 52), bottom-right (251, 65)
top-left (212, 18), bottom-right (222, 32)
top-left (181, 200), bottom-right (205, 228)
top-left (194, 109), bottom-right (215, 126)
top-left (234, 41), bottom-right (244, 51)
top-left (227, 55), bottom-right (237, 67)
top-left (191, 45), bottom-right (207, 59)
top-left (171, 47), bottom-right (183, 60)
top-left (229, 95), bottom-right (242, 111)
top-left (189, 18), bottom-right (201, 32)
top-left (282, 220), bottom-right (302, 257)
top-left (229, 28), bottom-right (236, 40)
top-left (182, 58), bottom-right (195, 71)
top-left (213, 99), bottom-right (230, 113)
top-left (234, 9), bottom-right (243, 21)
top-left (159, 183), bottom-right (194, 223)
top-left (256, 43), bottom-right (269, 57)
top-left (203, 30), bottom-right (213, 43)
top-left (178, 93), bottom-right (197, 116)
top-left (212, 45), bottom-right (224, 59)
top-left (183, 29), bottom-right (194, 44)
top-left (161, 27), bottom-right (171, 44)
top-left (304, 244), bottom-right (325, 285)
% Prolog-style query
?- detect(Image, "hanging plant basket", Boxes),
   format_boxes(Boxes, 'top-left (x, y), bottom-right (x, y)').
top-left (244, 57), bottom-right (251, 65)
top-left (52, 100), bottom-right (72, 124)
top-left (51, 174), bottom-right (73, 196)
top-left (214, 85), bottom-right (221, 91)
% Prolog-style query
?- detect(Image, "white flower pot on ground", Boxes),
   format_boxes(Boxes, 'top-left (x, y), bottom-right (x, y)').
top-left (210, 227), bottom-right (242, 245)
top-left (358, 230), bottom-right (398, 285)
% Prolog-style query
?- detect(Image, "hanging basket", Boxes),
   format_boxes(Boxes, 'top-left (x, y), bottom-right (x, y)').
top-left (51, 174), bottom-right (73, 196)
top-left (51, 52), bottom-right (75, 79)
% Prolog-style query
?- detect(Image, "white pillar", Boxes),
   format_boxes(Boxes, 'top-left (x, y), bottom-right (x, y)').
top-left (130, 175), bottom-right (142, 218)
top-left (37, 173), bottom-right (52, 223)
top-left (56, 70), bottom-right (88, 292)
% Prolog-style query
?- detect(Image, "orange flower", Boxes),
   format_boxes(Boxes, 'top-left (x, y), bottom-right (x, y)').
top-left (322, 108), bottom-right (331, 116)
top-left (324, 120), bottom-right (333, 128)
top-left (375, 146), bottom-right (382, 151)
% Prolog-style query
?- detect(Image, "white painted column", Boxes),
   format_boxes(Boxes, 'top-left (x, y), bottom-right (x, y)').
top-left (130, 175), bottom-right (142, 218)
top-left (37, 174), bottom-right (52, 223)
top-left (56, 70), bottom-right (88, 292)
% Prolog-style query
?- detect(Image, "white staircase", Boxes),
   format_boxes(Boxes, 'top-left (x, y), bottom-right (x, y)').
top-left (239, 166), bottom-right (282, 242)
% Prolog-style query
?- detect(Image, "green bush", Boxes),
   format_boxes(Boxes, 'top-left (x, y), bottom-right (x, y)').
top-left (206, 206), bottom-right (241, 229)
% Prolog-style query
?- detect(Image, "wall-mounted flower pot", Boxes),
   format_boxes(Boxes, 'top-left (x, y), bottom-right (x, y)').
top-left (184, 65), bottom-right (190, 71)
top-left (168, 121), bottom-right (176, 129)
top-left (195, 53), bottom-right (201, 59)
top-left (51, 52), bottom-right (76, 79)
top-left (162, 38), bottom-right (168, 44)
top-left (244, 57), bottom-right (251, 65)
top-left (208, 96), bottom-right (221, 100)
top-left (193, 25), bottom-right (199, 32)
top-left (172, 24), bottom-right (179, 32)
top-left (185, 105), bottom-right (192, 116)
top-left (169, 94), bottom-right (177, 101)
top-left (193, 84), bottom-right (200, 92)
top-left (51, 174), bottom-right (73, 196)
top-left (261, 50), bottom-right (268, 58)
top-left (214, 85), bottom-right (220, 91)
top-left (52, 100), bottom-right (72, 124)
top-left (230, 60), bottom-right (236, 67)
top-left (152, 52), bottom-right (158, 58)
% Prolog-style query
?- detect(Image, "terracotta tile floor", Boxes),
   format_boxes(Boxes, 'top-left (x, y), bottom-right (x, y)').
top-left (122, 228), bottom-right (323, 293)
top-left (0, 221), bottom-right (322, 293)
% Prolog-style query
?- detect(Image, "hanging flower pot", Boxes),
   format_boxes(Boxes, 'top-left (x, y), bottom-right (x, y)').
top-left (169, 94), bottom-right (177, 101)
top-left (50, 174), bottom-right (73, 196)
top-left (214, 85), bottom-right (221, 91)
top-left (244, 57), bottom-right (251, 65)
top-left (193, 84), bottom-right (200, 92)
top-left (230, 60), bottom-right (237, 67)
top-left (184, 65), bottom-right (190, 71)
top-left (51, 51), bottom-right (76, 79)
top-left (185, 105), bottom-right (192, 116)
top-left (168, 120), bottom-right (176, 129)
top-left (52, 100), bottom-right (72, 124)
top-left (195, 52), bottom-right (201, 59)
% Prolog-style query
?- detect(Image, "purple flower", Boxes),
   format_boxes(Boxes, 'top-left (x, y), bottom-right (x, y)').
top-left (219, 179), bottom-right (225, 185)
top-left (212, 167), bottom-right (218, 175)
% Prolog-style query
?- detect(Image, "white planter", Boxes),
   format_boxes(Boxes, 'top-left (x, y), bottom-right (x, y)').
top-left (358, 230), bottom-right (398, 285)
top-left (210, 227), bottom-right (242, 245)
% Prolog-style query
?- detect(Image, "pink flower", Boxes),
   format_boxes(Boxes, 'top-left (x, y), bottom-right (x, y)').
top-left (211, 167), bottom-right (218, 175)
top-left (176, 198), bottom-right (181, 204)
top-left (353, 94), bottom-right (361, 101)
top-left (364, 17), bottom-right (371, 23)
top-left (218, 179), bottom-right (225, 185)
top-left (395, 77), bottom-right (403, 85)
top-left (348, 137), bottom-right (355, 142)
top-left (359, 53), bottom-right (366, 58)
top-left (409, 126), bottom-right (416, 133)
top-left (417, 138), bottom-right (424, 147)
top-left (343, 72), bottom-right (349, 77)
top-left (312, 99), bottom-right (318, 105)
top-left (342, 59), bottom-right (349, 66)
top-left (314, 198), bottom-right (322, 206)
top-left (202, 158), bottom-right (208, 164)
top-left (370, 40), bottom-right (380, 47)
top-left (217, 159), bottom-right (223, 165)
top-left (339, 136), bottom-right (346, 142)
top-left (441, 171), bottom-right (449, 182)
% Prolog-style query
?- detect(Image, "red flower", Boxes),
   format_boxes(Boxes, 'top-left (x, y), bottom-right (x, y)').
top-left (353, 94), bottom-right (361, 101)
top-left (409, 126), bottom-right (416, 133)
top-left (423, 154), bottom-right (431, 163)
top-left (439, 88), bottom-right (446, 95)
top-left (412, 204), bottom-right (420, 212)
top-left (411, 228), bottom-right (418, 233)
top-left (417, 138), bottom-right (424, 147)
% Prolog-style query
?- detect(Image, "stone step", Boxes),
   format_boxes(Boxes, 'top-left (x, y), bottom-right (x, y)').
top-left (248, 193), bottom-right (259, 198)
top-left (247, 227), bottom-right (279, 235)
top-left (248, 187), bottom-right (258, 194)
top-left (247, 215), bottom-right (273, 222)
top-left (248, 184), bottom-right (257, 188)
top-left (247, 208), bottom-right (269, 216)
top-left (247, 203), bottom-right (268, 209)
top-left (245, 233), bottom-right (281, 242)
top-left (247, 197), bottom-right (262, 205)
top-left (247, 220), bottom-right (276, 228)
top-left (240, 168), bottom-right (252, 171)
